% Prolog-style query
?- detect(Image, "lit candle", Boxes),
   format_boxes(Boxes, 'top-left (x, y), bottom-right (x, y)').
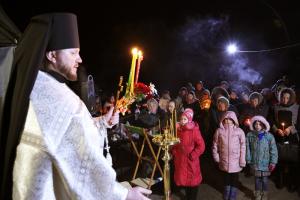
top-left (281, 122), bottom-right (285, 131)
top-left (126, 48), bottom-right (138, 96)
top-left (135, 50), bottom-right (143, 84)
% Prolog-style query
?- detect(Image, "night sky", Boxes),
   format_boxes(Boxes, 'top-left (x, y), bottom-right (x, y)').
top-left (2, 0), bottom-right (300, 96)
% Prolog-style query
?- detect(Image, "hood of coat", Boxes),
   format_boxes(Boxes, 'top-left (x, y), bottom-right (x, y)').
top-left (249, 115), bottom-right (270, 132)
top-left (278, 87), bottom-right (296, 106)
top-left (219, 111), bottom-right (239, 129)
top-left (211, 86), bottom-right (229, 105)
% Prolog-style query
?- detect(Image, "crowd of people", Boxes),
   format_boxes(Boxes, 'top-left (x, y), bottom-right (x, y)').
top-left (1, 9), bottom-right (299, 200)
top-left (94, 77), bottom-right (299, 200)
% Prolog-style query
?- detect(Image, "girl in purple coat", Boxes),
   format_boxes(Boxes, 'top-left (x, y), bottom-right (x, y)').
top-left (212, 111), bottom-right (246, 200)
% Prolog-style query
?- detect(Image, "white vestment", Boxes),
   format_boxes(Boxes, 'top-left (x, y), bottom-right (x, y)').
top-left (13, 71), bottom-right (128, 200)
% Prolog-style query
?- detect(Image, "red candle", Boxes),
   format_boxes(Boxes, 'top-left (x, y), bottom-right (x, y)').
top-left (135, 51), bottom-right (143, 84)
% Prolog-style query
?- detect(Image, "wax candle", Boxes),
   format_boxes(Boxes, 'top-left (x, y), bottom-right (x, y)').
top-left (126, 48), bottom-right (138, 96)
top-left (281, 122), bottom-right (285, 131)
top-left (135, 50), bottom-right (143, 84)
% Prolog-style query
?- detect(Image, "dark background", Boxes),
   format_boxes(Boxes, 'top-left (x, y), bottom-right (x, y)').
top-left (1, 0), bottom-right (300, 96)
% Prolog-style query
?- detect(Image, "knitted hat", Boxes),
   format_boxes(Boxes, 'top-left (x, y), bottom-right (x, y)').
top-left (181, 108), bottom-right (194, 122)
top-left (179, 86), bottom-right (187, 92)
top-left (217, 96), bottom-right (229, 107)
top-left (249, 92), bottom-right (263, 105)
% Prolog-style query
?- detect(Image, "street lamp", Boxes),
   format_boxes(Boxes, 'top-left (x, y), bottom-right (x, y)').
top-left (226, 43), bottom-right (238, 55)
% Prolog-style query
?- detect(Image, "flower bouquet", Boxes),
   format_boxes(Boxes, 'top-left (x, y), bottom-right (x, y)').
top-left (116, 82), bottom-right (157, 115)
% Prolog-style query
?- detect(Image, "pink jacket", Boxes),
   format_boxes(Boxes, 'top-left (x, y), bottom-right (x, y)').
top-left (172, 121), bottom-right (205, 186)
top-left (212, 111), bottom-right (246, 173)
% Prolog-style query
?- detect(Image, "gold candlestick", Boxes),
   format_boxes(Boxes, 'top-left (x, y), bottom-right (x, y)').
top-left (152, 117), bottom-right (180, 200)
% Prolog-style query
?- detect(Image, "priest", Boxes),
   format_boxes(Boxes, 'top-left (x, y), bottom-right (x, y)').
top-left (1, 12), bottom-right (151, 200)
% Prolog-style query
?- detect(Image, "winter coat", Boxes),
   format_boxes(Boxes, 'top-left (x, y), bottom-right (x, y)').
top-left (271, 88), bottom-right (300, 144)
top-left (172, 122), bottom-right (205, 186)
top-left (212, 111), bottom-right (246, 173)
top-left (246, 116), bottom-right (278, 172)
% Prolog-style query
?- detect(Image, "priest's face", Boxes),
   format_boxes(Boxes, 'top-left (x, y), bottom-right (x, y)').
top-left (54, 48), bottom-right (82, 81)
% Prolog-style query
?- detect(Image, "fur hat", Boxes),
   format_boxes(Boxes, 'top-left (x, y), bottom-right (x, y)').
top-left (278, 87), bottom-right (296, 106)
top-left (181, 108), bottom-right (194, 122)
top-left (250, 115), bottom-right (270, 132)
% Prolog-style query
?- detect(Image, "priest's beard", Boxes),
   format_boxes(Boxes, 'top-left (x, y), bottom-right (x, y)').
top-left (59, 64), bottom-right (78, 81)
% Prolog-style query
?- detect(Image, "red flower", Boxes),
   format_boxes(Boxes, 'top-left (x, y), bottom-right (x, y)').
top-left (134, 82), bottom-right (153, 101)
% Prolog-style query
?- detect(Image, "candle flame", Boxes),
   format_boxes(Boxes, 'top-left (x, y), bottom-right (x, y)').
top-left (281, 122), bottom-right (285, 126)
top-left (132, 48), bottom-right (138, 55)
top-left (138, 50), bottom-right (143, 57)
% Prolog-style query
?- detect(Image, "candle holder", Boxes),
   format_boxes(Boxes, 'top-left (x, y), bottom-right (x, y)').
top-left (152, 114), bottom-right (180, 200)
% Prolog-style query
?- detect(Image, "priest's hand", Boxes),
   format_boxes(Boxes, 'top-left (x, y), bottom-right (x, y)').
top-left (103, 106), bottom-right (114, 123)
top-left (109, 110), bottom-right (120, 126)
top-left (126, 187), bottom-right (152, 200)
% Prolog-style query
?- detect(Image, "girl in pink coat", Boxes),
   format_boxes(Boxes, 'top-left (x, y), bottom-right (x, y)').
top-left (172, 108), bottom-right (205, 200)
top-left (212, 111), bottom-right (246, 200)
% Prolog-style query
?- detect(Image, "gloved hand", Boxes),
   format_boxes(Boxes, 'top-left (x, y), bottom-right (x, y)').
top-left (268, 164), bottom-right (276, 172)
top-left (126, 186), bottom-right (152, 200)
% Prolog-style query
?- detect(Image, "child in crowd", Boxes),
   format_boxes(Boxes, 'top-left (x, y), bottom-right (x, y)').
top-left (246, 116), bottom-right (278, 200)
top-left (212, 111), bottom-right (246, 200)
top-left (172, 108), bottom-right (205, 200)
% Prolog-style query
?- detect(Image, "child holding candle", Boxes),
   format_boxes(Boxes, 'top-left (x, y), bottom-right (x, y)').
top-left (172, 108), bottom-right (205, 200)
top-left (212, 111), bottom-right (246, 200)
top-left (246, 115), bottom-right (278, 200)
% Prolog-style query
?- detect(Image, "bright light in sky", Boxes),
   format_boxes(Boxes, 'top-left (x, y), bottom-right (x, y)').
top-left (226, 43), bottom-right (238, 55)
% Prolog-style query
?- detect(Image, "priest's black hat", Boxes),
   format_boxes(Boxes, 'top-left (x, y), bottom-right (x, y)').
top-left (42, 13), bottom-right (80, 51)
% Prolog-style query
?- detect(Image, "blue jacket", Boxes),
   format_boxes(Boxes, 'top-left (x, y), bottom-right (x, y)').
top-left (246, 131), bottom-right (278, 171)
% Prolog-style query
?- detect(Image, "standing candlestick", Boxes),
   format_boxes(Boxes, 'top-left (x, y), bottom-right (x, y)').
top-left (152, 126), bottom-right (180, 200)
top-left (135, 50), bottom-right (143, 84)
